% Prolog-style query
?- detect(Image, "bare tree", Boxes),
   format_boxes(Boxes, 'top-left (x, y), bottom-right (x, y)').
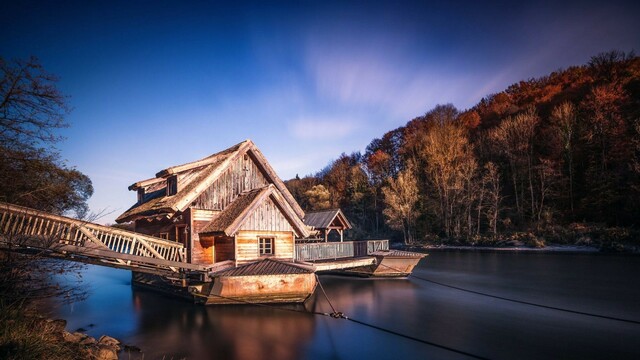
top-left (0, 56), bottom-right (70, 150)
top-left (551, 102), bottom-right (577, 216)
top-left (0, 56), bottom-right (92, 218)
top-left (482, 162), bottom-right (503, 235)
top-left (489, 107), bottom-right (539, 221)
top-left (422, 119), bottom-right (478, 237)
top-left (382, 165), bottom-right (419, 244)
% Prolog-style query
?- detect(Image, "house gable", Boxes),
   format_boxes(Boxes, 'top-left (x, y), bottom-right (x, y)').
top-left (116, 139), bottom-right (305, 224)
top-left (192, 151), bottom-right (269, 210)
top-left (238, 195), bottom-right (293, 233)
top-left (200, 185), bottom-right (309, 238)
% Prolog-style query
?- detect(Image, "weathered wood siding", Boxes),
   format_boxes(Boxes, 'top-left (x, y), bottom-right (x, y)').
top-left (239, 195), bottom-right (293, 232)
top-left (214, 236), bottom-right (235, 263)
top-left (190, 209), bottom-right (220, 264)
top-left (235, 230), bottom-right (294, 263)
top-left (192, 234), bottom-right (214, 264)
top-left (193, 154), bottom-right (269, 211)
top-left (134, 218), bottom-right (181, 241)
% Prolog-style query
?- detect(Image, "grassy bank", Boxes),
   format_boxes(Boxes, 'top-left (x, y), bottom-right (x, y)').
top-left (0, 303), bottom-right (86, 360)
top-left (0, 253), bottom-right (121, 359)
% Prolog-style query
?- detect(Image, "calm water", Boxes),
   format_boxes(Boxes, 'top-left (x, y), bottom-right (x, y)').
top-left (49, 251), bottom-right (640, 360)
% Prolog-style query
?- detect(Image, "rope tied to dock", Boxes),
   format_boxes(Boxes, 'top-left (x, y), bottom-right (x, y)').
top-left (329, 311), bottom-right (346, 319)
top-left (314, 273), bottom-right (346, 319)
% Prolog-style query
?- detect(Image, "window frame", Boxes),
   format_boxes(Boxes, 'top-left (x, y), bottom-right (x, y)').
top-left (258, 237), bottom-right (274, 256)
top-left (166, 175), bottom-right (178, 196)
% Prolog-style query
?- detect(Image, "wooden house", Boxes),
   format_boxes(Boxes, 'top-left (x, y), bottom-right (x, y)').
top-left (116, 140), bottom-right (310, 266)
top-left (303, 209), bottom-right (352, 242)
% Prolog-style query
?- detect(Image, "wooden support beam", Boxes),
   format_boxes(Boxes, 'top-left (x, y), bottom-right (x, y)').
top-left (0, 239), bottom-right (208, 272)
top-left (77, 226), bottom-right (127, 265)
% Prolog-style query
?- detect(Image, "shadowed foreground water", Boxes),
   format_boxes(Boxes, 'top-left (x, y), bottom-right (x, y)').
top-left (51, 251), bottom-right (640, 359)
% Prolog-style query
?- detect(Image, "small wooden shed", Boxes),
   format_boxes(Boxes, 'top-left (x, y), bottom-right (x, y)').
top-left (303, 209), bottom-right (352, 242)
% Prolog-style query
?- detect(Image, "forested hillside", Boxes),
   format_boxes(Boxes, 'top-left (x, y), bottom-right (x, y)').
top-left (285, 51), bottom-right (640, 248)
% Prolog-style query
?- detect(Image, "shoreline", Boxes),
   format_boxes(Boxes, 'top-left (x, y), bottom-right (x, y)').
top-left (399, 244), bottom-right (623, 254)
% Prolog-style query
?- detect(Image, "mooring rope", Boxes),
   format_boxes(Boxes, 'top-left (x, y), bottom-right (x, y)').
top-left (376, 262), bottom-right (640, 325)
top-left (344, 316), bottom-right (492, 360)
top-left (208, 276), bottom-right (496, 359)
top-left (314, 273), bottom-right (345, 318)
top-left (313, 274), bottom-right (494, 360)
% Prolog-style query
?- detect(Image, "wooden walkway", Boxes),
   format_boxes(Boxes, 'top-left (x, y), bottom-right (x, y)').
top-left (0, 202), bottom-right (209, 276)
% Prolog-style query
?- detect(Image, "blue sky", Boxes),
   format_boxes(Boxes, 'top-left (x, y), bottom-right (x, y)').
top-left (2, 1), bottom-right (639, 224)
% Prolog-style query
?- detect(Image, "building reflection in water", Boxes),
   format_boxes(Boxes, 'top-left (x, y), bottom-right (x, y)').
top-left (127, 275), bottom-right (422, 360)
top-left (130, 288), bottom-right (315, 360)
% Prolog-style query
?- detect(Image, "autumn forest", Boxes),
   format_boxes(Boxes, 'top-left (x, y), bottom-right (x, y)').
top-left (285, 51), bottom-right (640, 249)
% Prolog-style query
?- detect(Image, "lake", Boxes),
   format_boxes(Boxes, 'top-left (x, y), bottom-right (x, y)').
top-left (49, 251), bottom-right (640, 359)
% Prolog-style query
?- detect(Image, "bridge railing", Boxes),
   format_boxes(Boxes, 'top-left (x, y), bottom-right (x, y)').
top-left (0, 202), bottom-right (187, 270)
top-left (295, 239), bottom-right (388, 262)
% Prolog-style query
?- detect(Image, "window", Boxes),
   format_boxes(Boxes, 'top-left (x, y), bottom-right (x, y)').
top-left (159, 232), bottom-right (169, 240)
top-left (137, 188), bottom-right (145, 203)
top-left (259, 237), bottom-right (274, 256)
top-left (166, 175), bottom-right (178, 196)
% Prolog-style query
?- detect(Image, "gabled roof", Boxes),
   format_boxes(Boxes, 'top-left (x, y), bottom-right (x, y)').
top-left (303, 209), bottom-right (352, 230)
top-left (199, 185), bottom-right (310, 238)
top-left (116, 140), bottom-right (304, 223)
top-left (210, 258), bottom-right (315, 277)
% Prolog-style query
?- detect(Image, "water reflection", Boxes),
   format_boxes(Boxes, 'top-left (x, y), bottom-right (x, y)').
top-left (128, 289), bottom-right (316, 359)
top-left (50, 252), bottom-right (640, 360)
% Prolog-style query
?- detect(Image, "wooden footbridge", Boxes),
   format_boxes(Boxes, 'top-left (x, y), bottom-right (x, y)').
top-left (0, 202), bottom-right (209, 277)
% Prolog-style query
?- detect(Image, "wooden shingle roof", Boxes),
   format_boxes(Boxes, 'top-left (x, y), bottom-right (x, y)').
top-left (303, 209), bottom-right (352, 230)
top-left (199, 187), bottom-right (264, 235)
top-left (115, 140), bottom-right (304, 223)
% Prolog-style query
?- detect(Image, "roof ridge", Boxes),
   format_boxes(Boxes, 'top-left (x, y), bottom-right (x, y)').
top-left (156, 139), bottom-right (253, 178)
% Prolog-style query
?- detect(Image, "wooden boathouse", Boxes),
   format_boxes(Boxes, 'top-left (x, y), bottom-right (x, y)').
top-left (115, 139), bottom-right (311, 267)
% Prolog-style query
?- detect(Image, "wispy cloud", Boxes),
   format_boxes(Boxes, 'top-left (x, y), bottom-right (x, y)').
top-left (288, 116), bottom-right (361, 140)
top-left (303, 41), bottom-right (473, 120)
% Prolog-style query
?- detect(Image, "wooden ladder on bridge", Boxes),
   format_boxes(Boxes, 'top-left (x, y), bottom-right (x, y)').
top-left (0, 202), bottom-right (207, 276)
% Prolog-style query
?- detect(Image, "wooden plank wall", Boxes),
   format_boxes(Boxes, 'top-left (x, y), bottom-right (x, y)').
top-left (214, 236), bottom-right (234, 263)
top-left (235, 230), bottom-right (294, 263)
top-left (190, 209), bottom-right (219, 264)
top-left (192, 154), bottom-right (268, 211)
top-left (134, 218), bottom-right (179, 241)
top-left (239, 196), bottom-right (293, 233)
